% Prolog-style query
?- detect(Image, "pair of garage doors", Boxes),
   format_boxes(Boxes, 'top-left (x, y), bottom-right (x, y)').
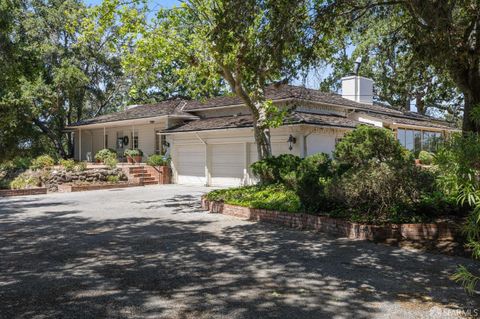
top-left (175, 143), bottom-right (290, 187)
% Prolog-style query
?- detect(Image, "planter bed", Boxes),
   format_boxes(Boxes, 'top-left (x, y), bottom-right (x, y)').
top-left (201, 198), bottom-right (467, 256)
top-left (58, 183), bottom-right (142, 193)
top-left (0, 188), bottom-right (48, 197)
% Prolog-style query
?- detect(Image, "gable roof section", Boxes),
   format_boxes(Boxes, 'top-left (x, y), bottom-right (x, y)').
top-left (70, 99), bottom-right (193, 127)
top-left (163, 111), bottom-right (365, 133)
top-left (183, 84), bottom-right (405, 116)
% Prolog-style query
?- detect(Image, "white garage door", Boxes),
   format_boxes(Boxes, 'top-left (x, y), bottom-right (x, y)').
top-left (211, 144), bottom-right (245, 187)
top-left (175, 144), bottom-right (206, 185)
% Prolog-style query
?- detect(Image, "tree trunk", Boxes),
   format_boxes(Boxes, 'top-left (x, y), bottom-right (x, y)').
top-left (253, 123), bottom-right (272, 160)
top-left (462, 92), bottom-right (480, 133)
top-left (456, 66), bottom-right (480, 133)
top-left (251, 96), bottom-right (273, 160)
top-left (415, 93), bottom-right (426, 114)
top-left (32, 118), bottom-right (68, 158)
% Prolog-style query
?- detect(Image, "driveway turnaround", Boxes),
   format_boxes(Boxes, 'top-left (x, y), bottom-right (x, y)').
top-left (0, 185), bottom-right (479, 319)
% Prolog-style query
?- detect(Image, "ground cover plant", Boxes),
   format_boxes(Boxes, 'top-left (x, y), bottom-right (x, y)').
top-left (206, 184), bottom-right (301, 213)
top-left (208, 126), bottom-right (464, 224)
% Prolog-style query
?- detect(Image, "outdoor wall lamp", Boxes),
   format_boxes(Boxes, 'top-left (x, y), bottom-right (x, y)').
top-left (163, 141), bottom-right (170, 148)
top-left (287, 134), bottom-right (297, 151)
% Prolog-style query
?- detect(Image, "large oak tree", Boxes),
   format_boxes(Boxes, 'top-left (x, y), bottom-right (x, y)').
top-left (115, 0), bottom-right (327, 159)
top-left (319, 0), bottom-right (480, 132)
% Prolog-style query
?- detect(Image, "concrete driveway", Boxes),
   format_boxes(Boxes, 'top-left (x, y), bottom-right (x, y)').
top-left (0, 185), bottom-right (479, 318)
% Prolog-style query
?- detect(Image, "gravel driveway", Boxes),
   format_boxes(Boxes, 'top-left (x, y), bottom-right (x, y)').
top-left (0, 185), bottom-right (479, 318)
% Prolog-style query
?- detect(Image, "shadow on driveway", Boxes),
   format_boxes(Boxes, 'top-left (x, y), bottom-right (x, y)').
top-left (0, 193), bottom-right (478, 318)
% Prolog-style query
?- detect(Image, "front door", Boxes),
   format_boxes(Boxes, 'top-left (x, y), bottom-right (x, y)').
top-left (116, 131), bottom-right (126, 159)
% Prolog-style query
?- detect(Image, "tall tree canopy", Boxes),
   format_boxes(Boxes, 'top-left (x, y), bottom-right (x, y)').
top-left (0, 0), bottom-right (132, 159)
top-left (318, 0), bottom-right (479, 132)
top-left (110, 0), bottom-right (330, 159)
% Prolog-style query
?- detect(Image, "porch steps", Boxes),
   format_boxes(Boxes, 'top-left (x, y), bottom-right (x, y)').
top-left (124, 166), bottom-right (159, 185)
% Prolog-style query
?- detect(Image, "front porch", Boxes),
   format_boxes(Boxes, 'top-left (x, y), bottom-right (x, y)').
top-left (69, 116), bottom-right (172, 163)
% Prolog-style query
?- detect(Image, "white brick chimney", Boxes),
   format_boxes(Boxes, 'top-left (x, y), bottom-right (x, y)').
top-left (341, 75), bottom-right (374, 105)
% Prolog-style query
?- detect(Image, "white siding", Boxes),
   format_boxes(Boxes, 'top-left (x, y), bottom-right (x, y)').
top-left (305, 133), bottom-right (337, 156)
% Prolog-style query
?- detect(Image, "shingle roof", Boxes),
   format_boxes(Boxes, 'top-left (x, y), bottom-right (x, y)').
top-left (358, 111), bottom-right (457, 130)
top-left (163, 111), bottom-right (365, 133)
top-left (70, 99), bottom-right (193, 127)
top-left (68, 84), bottom-right (455, 131)
top-left (183, 84), bottom-right (405, 116)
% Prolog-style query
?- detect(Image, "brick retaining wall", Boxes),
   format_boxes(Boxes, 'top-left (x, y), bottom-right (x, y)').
top-left (57, 183), bottom-right (141, 193)
top-left (0, 188), bottom-right (48, 197)
top-left (201, 198), bottom-right (465, 255)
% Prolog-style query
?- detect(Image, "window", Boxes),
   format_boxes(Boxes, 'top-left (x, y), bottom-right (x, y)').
top-left (155, 131), bottom-right (166, 155)
top-left (397, 128), bottom-right (443, 153)
top-left (397, 129), bottom-right (406, 146)
top-left (414, 131), bottom-right (422, 153)
top-left (132, 136), bottom-right (139, 149)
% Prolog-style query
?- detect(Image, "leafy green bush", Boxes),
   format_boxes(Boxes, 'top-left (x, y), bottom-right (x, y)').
top-left (30, 155), bottom-right (55, 170)
top-left (147, 154), bottom-right (169, 166)
top-left (206, 184), bottom-right (301, 213)
top-left (124, 148), bottom-right (143, 157)
top-left (106, 175), bottom-right (120, 183)
top-left (418, 150), bottom-right (434, 165)
top-left (293, 153), bottom-right (333, 212)
top-left (74, 161), bottom-right (87, 172)
top-left (432, 133), bottom-right (480, 293)
top-left (59, 159), bottom-right (76, 171)
top-left (327, 161), bottom-right (436, 222)
top-left (250, 154), bottom-right (301, 185)
top-left (11, 157), bottom-right (32, 170)
top-left (104, 157), bottom-right (118, 169)
top-left (334, 125), bottom-right (412, 167)
top-left (10, 173), bottom-right (40, 189)
top-left (95, 148), bottom-right (117, 162)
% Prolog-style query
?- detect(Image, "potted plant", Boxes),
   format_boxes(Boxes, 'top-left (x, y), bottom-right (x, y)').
top-left (94, 148), bottom-right (117, 164)
top-left (146, 154), bottom-right (169, 167)
top-left (124, 149), bottom-right (143, 164)
top-left (146, 154), bottom-right (172, 184)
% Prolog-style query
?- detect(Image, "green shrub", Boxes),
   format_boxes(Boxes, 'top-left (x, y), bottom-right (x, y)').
top-left (11, 157), bottom-right (32, 170)
top-left (250, 154), bottom-right (301, 185)
top-left (104, 157), bottom-right (118, 169)
top-left (106, 175), bottom-right (120, 183)
top-left (59, 159), bottom-right (76, 171)
top-left (293, 153), bottom-right (333, 212)
top-left (30, 155), bottom-right (55, 170)
top-left (206, 184), bottom-right (301, 213)
top-left (418, 150), bottom-right (434, 165)
top-left (327, 161), bottom-right (436, 222)
top-left (95, 148), bottom-right (117, 162)
top-left (10, 173), bottom-right (40, 189)
top-left (124, 148), bottom-right (143, 157)
top-left (74, 161), bottom-right (87, 172)
top-left (334, 125), bottom-right (412, 167)
top-left (0, 179), bottom-right (10, 189)
top-left (147, 154), bottom-right (169, 166)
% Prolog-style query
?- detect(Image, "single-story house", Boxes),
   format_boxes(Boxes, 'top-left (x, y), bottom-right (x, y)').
top-left (67, 76), bottom-right (457, 187)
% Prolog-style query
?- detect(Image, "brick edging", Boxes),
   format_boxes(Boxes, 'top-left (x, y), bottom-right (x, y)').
top-left (57, 183), bottom-right (142, 193)
top-left (0, 188), bottom-right (48, 197)
top-left (201, 197), bottom-right (466, 255)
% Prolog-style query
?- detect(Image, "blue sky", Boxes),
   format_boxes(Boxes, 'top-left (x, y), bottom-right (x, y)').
top-left (82, 0), bottom-right (335, 91)
top-left (84, 0), bottom-right (180, 8)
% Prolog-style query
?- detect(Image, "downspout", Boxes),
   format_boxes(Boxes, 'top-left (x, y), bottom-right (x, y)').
top-left (303, 128), bottom-right (315, 158)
